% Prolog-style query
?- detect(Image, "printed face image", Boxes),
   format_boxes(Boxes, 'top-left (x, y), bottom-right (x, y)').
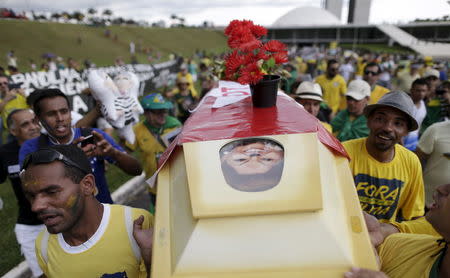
top-left (220, 138), bottom-right (284, 192)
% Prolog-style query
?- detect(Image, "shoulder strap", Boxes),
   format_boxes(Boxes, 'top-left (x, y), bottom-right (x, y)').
top-left (40, 229), bottom-right (50, 264)
top-left (37, 134), bottom-right (49, 149)
top-left (124, 206), bottom-right (142, 263)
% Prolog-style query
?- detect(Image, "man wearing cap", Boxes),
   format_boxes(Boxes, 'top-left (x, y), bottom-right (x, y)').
top-left (331, 80), bottom-right (370, 142)
top-left (343, 91), bottom-right (425, 223)
top-left (315, 59), bottom-right (347, 118)
top-left (291, 81), bottom-right (332, 133)
top-left (362, 62), bottom-right (390, 105)
top-left (21, 144), bottom-right (153, 278)
top-left (126, 93), bottom-right (181, 207)
top-left (423, 68), bottom-right (441, 100)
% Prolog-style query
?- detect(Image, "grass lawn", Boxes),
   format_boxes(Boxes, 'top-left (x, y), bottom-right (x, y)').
top-left (0, 19), bottom-right (227, 71)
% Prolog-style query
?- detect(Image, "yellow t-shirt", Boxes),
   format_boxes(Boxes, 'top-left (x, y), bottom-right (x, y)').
top-left (369, 85), bottom-right (390, 105)
top-left (1, 93), bottom-right (29, 128)
top-left (126, 120), bottom-right (181, 194)
top-left (343, 138), bottom-right (425, 222)
top-left (321, 121), bottom-right (332, 133)
top-left (35, 204), bottom-right (153, 278)
top-left (391, 216), bottom-right (439, 236)
top-left (315, 74), bottom-right (347, 113)
top-left (378, 233), bottom-right (443, 278)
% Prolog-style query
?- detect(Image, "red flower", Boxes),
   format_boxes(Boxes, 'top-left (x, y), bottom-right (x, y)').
top-left (273, 51), bottom-right (288, 64)
top-left (228, 32), bottom-right (259, 50)
top-left (263, 40), bottom-right (287, 53)
top-left (237, 63), bottom-right (264, 85)
top-left (222, 19), bottom-right (286, 84)
top-left (251, 24), bottom-right (267, 38)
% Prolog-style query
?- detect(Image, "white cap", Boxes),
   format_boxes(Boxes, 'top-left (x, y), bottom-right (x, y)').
top-left (294, 81), bottom-right (323, 102)
top-left (345, 80), bottom-right (371, 101)
top-left (423, 68), bottom-right (440, 79)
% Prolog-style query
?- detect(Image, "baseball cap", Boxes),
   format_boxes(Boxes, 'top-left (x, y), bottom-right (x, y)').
top-left (363, 91), bottom-right (418, 131)
top-left (294, 81), bottom-right (323, 102)
top-left (345, 80), bottom-right (371, 101)
top-left (141, 93), bottom-right (173, 110)
top-left (423, 68), bottom-right (440, 79)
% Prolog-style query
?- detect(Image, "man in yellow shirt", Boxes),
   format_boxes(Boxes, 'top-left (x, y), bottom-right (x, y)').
top-left (0, 75), bottom-right (28, 139)
top-left (21, 145), bottom-right (154, 278)
top-left (362, 62), bottom-right (390, 105)
top-left (315, 59), bottom-right (347, 117)
top-left (345, 184), bottom-right (450, 278)
top-left (343, 91), bottom-right (425, 223)
top-left (127, 93), bottom-right (181, 207)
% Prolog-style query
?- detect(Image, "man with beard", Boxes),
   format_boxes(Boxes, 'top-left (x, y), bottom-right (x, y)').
top-left (342, 91), bottom-right (425, 223)
top-left (21, 145), bottom-right (153, 278)
top-left (19, 89), bottom-right (142, 204)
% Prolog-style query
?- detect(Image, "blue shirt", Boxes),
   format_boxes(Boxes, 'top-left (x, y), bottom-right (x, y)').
top-left (19, 128), bottom-right (124, 204)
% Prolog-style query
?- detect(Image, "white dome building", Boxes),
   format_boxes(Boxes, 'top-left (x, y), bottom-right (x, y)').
top-left (272, 6), bottom-right (342, 27)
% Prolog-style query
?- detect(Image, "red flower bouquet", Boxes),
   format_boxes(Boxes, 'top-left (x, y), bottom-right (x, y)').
top-left (223, 20), bottom-right (288, 85)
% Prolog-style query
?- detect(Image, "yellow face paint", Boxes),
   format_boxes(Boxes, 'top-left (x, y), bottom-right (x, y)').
top-left (66, 195), bottom-right (77, 208)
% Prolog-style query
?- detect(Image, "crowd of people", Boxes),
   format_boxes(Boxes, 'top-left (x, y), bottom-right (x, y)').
top-left (0, 46), bottom-right (449, 277)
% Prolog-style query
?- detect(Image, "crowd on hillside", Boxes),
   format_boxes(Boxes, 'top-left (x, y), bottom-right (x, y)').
top-left (0, 45), bottom-right (450, 277)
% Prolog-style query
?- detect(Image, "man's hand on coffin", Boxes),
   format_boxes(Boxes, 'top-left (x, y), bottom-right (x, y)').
top-left (133, 215), bottom-right (153, 277)
top-left (363, 212), bottom-right (399, 248)
top-left (344, 267), bottom-right (388, 278)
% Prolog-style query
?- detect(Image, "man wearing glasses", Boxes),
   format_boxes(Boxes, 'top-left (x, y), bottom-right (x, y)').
top-left (126, 93), bottom-right (181, 210)
top-left (315, 59), bottom-right (347, 119)
top-left (362, 62), bottom-right (390, 105)
top-left (21, 145), bottom-right (153, 278)
top-left (19, 88), bottom-right (142, 204)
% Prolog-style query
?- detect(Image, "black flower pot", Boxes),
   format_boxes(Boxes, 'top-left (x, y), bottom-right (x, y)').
top-left (250, 75), bottom-right (281, 108)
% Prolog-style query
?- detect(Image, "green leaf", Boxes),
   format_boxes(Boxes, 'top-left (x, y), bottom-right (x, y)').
top-left (266, 57), bottom-right (275, 69)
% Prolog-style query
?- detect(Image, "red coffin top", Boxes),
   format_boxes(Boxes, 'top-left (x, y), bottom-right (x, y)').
top-left (155, 83), bottom-right (349, 174)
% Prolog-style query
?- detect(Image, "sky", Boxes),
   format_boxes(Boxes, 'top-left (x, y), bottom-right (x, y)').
top-left (2, 0), bottom-right (450, 27)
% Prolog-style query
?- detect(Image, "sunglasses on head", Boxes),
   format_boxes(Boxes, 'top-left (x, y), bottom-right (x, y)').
top-left (22, 149), bottom-right (89, 175)
top-left (364, 70), bottom-right (378, 76)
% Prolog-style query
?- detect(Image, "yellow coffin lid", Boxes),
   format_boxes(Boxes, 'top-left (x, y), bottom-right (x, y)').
top-left (152, 134), bottom-right (378, 278)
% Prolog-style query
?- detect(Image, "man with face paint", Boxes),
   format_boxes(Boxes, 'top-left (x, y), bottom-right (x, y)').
top-left (19, 88), bottom-right (142, 204)
top-left (343, 91), bottom-right (425, 223)
top-left (220, 138), bottom-right (284, 192)
top-left (0, 109), bottom-right (43, 277)
top-left (21, 145), bottom-right (153, 278)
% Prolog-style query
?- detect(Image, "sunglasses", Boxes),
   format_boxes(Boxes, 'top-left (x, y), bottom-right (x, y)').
top-left (22, 149), bottom-right (89, 175)
top-left (364, 70), bottom-right (378, 76)
top-left (149, 109), bottom-right (168, 115)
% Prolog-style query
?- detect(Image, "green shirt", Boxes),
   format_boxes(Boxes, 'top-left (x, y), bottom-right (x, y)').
top-left (331, 109), bottom-right (369, 142)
